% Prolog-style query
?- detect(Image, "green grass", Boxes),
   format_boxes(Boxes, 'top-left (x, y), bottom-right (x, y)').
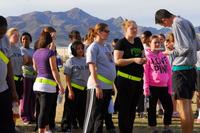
top-left (15, 93), bottom-right (200, 133)
top-left (15, 108), bottom-right (200, 133)
top-left (15, 71), bottom-right (200, 133)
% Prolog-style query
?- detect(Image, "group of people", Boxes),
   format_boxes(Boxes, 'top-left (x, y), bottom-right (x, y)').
top-left (0, 9), bottom-right (200, 133)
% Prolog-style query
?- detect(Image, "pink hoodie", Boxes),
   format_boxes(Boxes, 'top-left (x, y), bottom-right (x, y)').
top-left (143, 49), bottom-right (172, 96)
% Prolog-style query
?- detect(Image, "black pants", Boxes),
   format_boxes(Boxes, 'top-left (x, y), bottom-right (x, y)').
top-left (35, 92), bottom-right (55, 128)
top-left (105, 109), bottom-right (115, 130)
top-left (83, 89), bottom-right (112, 133)
top-left (148, 86), bottom-right (173, 126)
top-left (0, 89), bottom-right (15, 133)
top-left (137, 94), bottom-right (144, 113)
top-left (49, 88), bottom-right (58, 129)
top-left (61, 88), bottom-right (87, 130)
top-left (14, 75), bottom-right (23, 99)
top-left (114, 76), bottom-right (119, 112)
top-left (35, 88), bottom-right (58, 130)
top-left (117, 78), bottom-right (143, 133)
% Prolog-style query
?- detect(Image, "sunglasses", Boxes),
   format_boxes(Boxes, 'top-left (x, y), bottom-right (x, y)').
top-left (102, 29), bottom-right (110, 33)
top-left (154, 41), bottom-right (160, 44)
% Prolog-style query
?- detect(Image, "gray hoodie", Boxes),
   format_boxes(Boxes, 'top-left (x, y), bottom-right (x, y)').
top-left (195, 35), bottom-right (200, 68)
top-left (171, 16), bottom-right (198, 66)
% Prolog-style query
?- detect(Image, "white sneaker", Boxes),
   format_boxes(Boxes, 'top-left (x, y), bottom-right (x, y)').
top-left (45, 130), bottom-right (52, 133)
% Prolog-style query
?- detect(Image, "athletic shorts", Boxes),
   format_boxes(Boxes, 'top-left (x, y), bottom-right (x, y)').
top-left (173, 68), bottom-right (196, 100)
top-left (196, 70), bottom-right (200, 91)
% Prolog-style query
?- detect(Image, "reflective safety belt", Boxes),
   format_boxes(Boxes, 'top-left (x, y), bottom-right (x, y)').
top-left (14, 76), bottom-right (23, 81)
top-left (35, 77), bottom-right (57, 87)
top-left (71, 82), bottom-right (85, 91)
top-left (97, 74), bottom-right (113, 85)
top-left (23, 69), bottom-right (36, 76)
top-left (117, 70), bottom-right (141, 82)
top-left (0, 50), bottom-right (9, 64)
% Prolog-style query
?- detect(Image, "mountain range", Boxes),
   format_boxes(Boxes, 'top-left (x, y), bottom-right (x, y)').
top-left (6, 7), bottom-right (200, 47)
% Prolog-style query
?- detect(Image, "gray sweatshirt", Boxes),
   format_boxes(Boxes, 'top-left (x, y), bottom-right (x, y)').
top-left (195, 35), bottom-right (200, 68)
top-left (171, 16), bottom-right (197, 66)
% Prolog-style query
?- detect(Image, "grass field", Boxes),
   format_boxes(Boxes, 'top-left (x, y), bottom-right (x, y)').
top-left (15, 71), bottom-right (200, 133)
top-left (15, 102), bottom-right (200, 133)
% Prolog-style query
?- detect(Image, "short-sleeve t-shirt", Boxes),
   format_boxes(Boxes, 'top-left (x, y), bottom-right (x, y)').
top-left (86, 41), bottom-right (116, 89)
top-left (64, 57), bottom-right (89, 87)
top-left (33, 48), bottom-right (55, 80)
top-left (20, 47), bottom-right (35, 78)
top-left (114, 37), bottom-right (144, 78)
top-left (0, 36), bottom-right (13, 93)
top-left (10, 44), bottom-right (23, 75)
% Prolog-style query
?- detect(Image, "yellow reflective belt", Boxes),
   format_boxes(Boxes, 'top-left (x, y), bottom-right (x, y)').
top-left (14, 76), bottom-right (19, 81)
top-left (23, 69), bottom-right (36, 76)
top-left (71, 83), bottom-right (85, 91)
top-left (97, 74), bottom-right (113, 85)
top-left (35, 77), bottom-right (57, 87)
top-left (117, 70), bottom-right (141, 82)
top-left (14, 76), bottom-right (23, 81)
top-left (0, 50), bottom-right (9, 64)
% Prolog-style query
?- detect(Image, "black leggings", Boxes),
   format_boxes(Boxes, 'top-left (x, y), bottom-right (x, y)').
top-left (35, 92), bottom-right (55, 128)
top-left (61, 88), bottom-right (87, 130)
top-left (148, 86), bottom-right (173, 126)
top-left (117, 78), bottom-right (143, 133)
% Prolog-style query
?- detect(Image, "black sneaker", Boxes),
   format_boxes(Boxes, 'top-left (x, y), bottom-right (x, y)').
top-left (107, 128), bottom-right (116, 133)
top-left (62, 125), bottom-right (71, 132)
top-left (64, 128), bottom-right (71, 133)
top-left (152, 129), bottom-right (159, 133)
top-left (50, 126), bottom-right (58, 132)
top-left (162, 129), bottom-right (173, 133)
top-left (72, 124), bottom-right (79, 129)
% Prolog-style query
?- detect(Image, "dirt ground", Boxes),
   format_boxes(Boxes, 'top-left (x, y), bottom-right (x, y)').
top-left (15, 71), bottom-right (200, 133)
top-left (15, 98), bottom-right (200, 133)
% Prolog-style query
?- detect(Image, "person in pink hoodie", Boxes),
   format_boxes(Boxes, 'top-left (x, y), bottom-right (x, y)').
top-left (143, 35), bottom-right (173, 133)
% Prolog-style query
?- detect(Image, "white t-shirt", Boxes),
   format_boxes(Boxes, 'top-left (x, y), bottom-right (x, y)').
top-left (0, 36), bottom-right (12, 93)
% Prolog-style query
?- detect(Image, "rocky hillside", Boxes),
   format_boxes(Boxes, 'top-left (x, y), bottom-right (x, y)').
top-left (6, 7), bottom-right (199, 46)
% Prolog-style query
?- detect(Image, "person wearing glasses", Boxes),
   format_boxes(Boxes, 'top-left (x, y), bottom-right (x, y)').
top-left (143, 35), bottom-right (173, 133)
top-left (83, 23), bottom-right (116, 133)
top-left (114, 19), bottom-right (146, 133)
top-left (155, 9), bottom-right (199, 133)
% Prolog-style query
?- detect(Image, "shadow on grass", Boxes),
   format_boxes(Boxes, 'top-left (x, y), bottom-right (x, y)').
top-left (16, 119), bottom-right (200, 133)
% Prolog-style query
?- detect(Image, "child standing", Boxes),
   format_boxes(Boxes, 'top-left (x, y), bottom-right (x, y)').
top-left (165, 32), bottom-right (179, 118)
top-left (143, 35), bottom-right (173, 133)
top-left (61, 41), bottom-right (89, 132)
top-left (20, 32), bottom-right (36, 124)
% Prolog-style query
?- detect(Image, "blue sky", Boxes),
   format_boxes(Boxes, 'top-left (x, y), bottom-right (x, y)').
top-left (0, 0), bottom-right (199, 27)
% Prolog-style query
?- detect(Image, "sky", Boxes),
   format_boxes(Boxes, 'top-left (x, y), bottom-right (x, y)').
top-left (0, 0), bottom-right (199, 28)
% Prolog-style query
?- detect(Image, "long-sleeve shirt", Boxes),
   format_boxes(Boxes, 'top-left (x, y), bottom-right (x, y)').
top-left (171, 16), bottom-right (197, 66)
top-left (143, 49), bottom-right (172, 95)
